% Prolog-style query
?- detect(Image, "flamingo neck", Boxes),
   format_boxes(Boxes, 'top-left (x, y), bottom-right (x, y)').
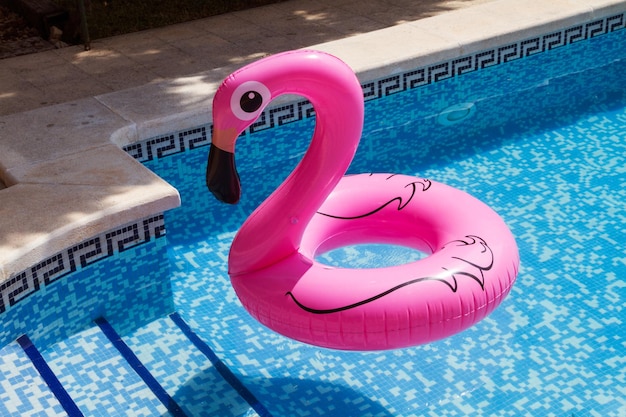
top-left (229, 83), bottom-right (364, 276)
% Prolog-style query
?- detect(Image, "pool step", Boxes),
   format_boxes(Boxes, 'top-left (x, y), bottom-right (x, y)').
top-left (0, 340), bottom-right (66, 416)
top-left (29, 322), bottom-right (174, 416)
top-left (121, 313), bottom-right (270, 417)
top-left (0, 315), bottom-right (269, 416)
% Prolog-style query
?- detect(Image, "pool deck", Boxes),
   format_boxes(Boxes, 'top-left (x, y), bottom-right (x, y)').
top-left (1, 0), bottom-right (625, 283)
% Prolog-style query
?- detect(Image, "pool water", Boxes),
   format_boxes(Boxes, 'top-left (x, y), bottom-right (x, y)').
top-left (2, 22), bottom-right (625, 417)
top-left (141, 28), bottom-right (626, 416)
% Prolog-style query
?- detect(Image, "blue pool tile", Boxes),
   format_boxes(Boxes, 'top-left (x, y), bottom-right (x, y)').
top-left (0, 342), bottom-right (65, 416)
top-left (122, 315), bottom-right (259, 417)
top-left (41, 326), bottom-right (169, 416)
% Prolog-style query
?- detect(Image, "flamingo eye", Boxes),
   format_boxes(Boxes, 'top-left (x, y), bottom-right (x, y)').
top-left (230, 81), bottom-right (271, 121)
top-left (240, 91), bottom-right (263, 113)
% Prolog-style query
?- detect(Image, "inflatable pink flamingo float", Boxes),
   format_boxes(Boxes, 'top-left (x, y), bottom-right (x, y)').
top-left (206, 50), bottom-right (519, 350)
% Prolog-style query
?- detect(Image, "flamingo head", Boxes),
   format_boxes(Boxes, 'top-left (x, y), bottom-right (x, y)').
top-left (206, 50), bottom-right (363, 204)
top-left (206, 66), bottom-right (275, 204)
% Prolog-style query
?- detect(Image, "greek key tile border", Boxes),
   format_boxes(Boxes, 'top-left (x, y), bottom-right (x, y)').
top-left (359, 13), bottom-right (625, 101)
top-left (125, 126), bottom-right (210, 163)
top-left (123, 12), bottom-right (625, 162)
top-left (0, 214), bottom-right (166, 314)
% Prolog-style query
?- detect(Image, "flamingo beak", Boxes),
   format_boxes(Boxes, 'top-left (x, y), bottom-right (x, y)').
top-left (206, 129), bottom-right (241, 204)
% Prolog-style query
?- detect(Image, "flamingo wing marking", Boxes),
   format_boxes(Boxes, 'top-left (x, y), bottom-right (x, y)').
top-left (317, 176), bottom-right (432, 220)
top-left (286, 235), bottom-right (493, 315)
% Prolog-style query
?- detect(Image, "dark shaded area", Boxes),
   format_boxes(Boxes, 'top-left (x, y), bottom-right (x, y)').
top-left (0, 3), bottom-right (55, 57)
top-left (170, 370), bottom-right (395, 417)
top-left (52, 0), bottom-right (289, 41)
top-left (0, 0), bottom-right (287, 57)
top-left (3, 0), bottom-right (68, 39)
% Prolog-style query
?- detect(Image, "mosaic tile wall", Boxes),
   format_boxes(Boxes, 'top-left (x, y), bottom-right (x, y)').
top-left (123, 12), bottom-right (625, 163)
top-left (0, 215), bottom-right (165, 315)
top-left (0, 215), bottom-right (172, 349)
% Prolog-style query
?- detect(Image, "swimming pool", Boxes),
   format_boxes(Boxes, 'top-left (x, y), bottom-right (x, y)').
top-left (150, 26), bottom-right (626, 416)
top-left (1, 11), bottom-right (625, 417)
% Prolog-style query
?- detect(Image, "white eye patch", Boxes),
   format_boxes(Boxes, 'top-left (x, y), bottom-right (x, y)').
top-left (230, 81), bottom-right (271, 121)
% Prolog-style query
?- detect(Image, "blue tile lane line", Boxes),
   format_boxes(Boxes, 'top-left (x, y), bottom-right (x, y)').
top-left (169, 312), bottom-right (274, 417)
top-left (94, 317), bottom-right (188, 417)
top-left (16, 334), bottom-right (84, 417)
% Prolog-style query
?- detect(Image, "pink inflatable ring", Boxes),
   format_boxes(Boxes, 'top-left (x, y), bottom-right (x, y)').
top-left (206, 50), bottom-right (519, 351)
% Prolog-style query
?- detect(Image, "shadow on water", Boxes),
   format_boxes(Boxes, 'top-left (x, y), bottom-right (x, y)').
top-left (168, 367), bottom-right (395, 417)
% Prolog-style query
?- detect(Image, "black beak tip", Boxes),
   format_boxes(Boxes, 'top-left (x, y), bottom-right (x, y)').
top-left (210, 187), bottom-right (240, 205)
top-left (206, 144), bottom-right (241, 205)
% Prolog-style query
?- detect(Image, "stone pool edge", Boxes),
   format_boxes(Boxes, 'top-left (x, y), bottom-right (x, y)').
top-left (1, 0), bottom-right (625, 284)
